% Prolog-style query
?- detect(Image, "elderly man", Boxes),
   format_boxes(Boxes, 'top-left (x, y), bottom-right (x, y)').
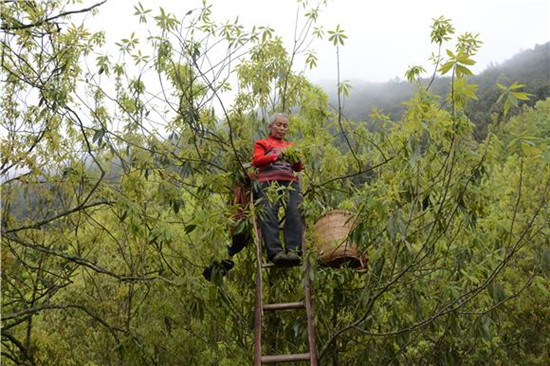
top-left (252, 113), bottom-right (304, 266)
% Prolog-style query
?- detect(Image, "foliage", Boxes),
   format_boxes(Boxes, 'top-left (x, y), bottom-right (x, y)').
top-left (332, 42), bottom-right (549, 136)
top-left (1, 2), bottom-right (548, 366)
top-left (280, 145), bottom-right (303, 165)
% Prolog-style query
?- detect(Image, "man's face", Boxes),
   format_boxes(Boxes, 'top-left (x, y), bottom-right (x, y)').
top-left (270, 116), bottom-right (289, 139)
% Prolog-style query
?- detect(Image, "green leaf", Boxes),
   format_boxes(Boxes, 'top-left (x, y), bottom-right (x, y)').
top-left (431, 16), bottom-right (455, 44)
top-left (542, 248), bottom-right (550, 275)
top-left (456, 64), bottom-right (473, 76)
top-left (508, 82), bottom-right (525, 90)
top-left (172, 200), bottom-right (180, 213)
top-left (511, 91), bottom-right (532, 101)
top-left (439, 61), bottom-right (453, 75)
top-left (496, 82), bottom-right (507, 90)
top-left (328, 25), bottom-right (347, 46)
top-left (305, 51), bottom-right (318, 69)
top-left (503, 99), bottom-right (511, 116)
top-left (488, 282), bottom-right (505, 304)
top-left (338, 80), bottom-right (352, 97)
top-left (404, 65), bottom-right (426, 83)
top-left (92, 128), bottom-right (104, 143)
top-left (534, 276), bottom-right (549, 294)
top-left (407, 136), bottom-right (421, 168)
top-left (372, 256), bottom-right (385, 279)
top-left (458, 56), bottom-right (476, 65)
top-left (185, 224), bottom-right (197, 234)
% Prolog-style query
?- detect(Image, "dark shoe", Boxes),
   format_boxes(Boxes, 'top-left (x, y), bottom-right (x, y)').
top-left (220, 259), bottom-right (234, 271)
top-left (203, 259), bottom-right (234, 282)
top-left (203, 263), bottom-right (214, 281)
top-left (272, 252), bottom-right (288, 266)
top-left (285, 252), bottom-right (301, 266)
top-left (227, 245), bottom-right (237, 257)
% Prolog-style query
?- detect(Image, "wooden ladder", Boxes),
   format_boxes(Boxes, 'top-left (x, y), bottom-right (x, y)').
top-left (251, 200), bottom-right (318, 365)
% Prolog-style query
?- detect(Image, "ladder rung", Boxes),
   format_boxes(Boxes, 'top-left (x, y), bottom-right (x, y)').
top-left (262, 352), bottom-right (310, 363)
top-left (262, 262), bottom-right (275, 268)
top-left (263, 302), bottom-right (305, 311)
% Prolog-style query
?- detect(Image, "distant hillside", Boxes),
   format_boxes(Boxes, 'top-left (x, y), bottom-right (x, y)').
top-left (468, 42), bottom-right (550, 137)
top-left (320, 42), bottom-right (550, 138)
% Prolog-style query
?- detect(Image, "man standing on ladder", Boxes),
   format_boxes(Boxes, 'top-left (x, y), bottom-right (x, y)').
top-left (252, 112), bottom-right (304, 267)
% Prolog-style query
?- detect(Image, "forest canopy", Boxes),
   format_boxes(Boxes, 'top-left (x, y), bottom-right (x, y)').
top-left (1, 1), bottom-right (549, 365)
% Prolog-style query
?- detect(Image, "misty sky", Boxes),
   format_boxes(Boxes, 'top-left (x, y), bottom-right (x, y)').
top-left (93, 0), bottom-right (549, 82)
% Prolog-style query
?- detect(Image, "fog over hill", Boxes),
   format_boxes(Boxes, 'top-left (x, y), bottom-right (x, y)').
top-left (317, 42), bottom-right (550, 137)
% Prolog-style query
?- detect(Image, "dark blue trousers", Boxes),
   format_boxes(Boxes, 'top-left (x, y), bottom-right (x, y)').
top-left (256, 181), bottom-right (303, 261)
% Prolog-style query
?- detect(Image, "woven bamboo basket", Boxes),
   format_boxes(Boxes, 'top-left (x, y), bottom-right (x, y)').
top-left (313, 210), bottom-right (363, 268)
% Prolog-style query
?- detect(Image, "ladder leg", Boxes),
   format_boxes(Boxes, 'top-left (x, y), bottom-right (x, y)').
top-left (252, 193), bottom-right (264, 366)
top-left (254, 253), bottom-right (263, 365)
top-left (303, 234), bottom-right (318, 366)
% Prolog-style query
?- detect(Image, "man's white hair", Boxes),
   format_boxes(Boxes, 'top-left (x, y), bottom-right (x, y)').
top-left (267, 112), bottom-right (289, 127)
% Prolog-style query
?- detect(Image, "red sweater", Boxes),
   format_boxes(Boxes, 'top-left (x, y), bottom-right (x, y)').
top-left (252, 135), bottom-right (304, 182)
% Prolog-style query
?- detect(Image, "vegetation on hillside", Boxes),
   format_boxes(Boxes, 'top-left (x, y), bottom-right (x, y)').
top-left (1, 1), bottom-right (548, 365)
top-left (332, 42), bottom-right (549, 139)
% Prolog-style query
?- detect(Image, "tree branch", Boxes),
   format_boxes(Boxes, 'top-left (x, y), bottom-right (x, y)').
top-left (1, 1), bottom-right (108, 31)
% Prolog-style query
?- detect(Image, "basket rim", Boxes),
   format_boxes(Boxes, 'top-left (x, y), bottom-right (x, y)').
top-left (314, 209), bottom-right (354, 222)
top-left (313, 210), bottom-right (357, 230)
